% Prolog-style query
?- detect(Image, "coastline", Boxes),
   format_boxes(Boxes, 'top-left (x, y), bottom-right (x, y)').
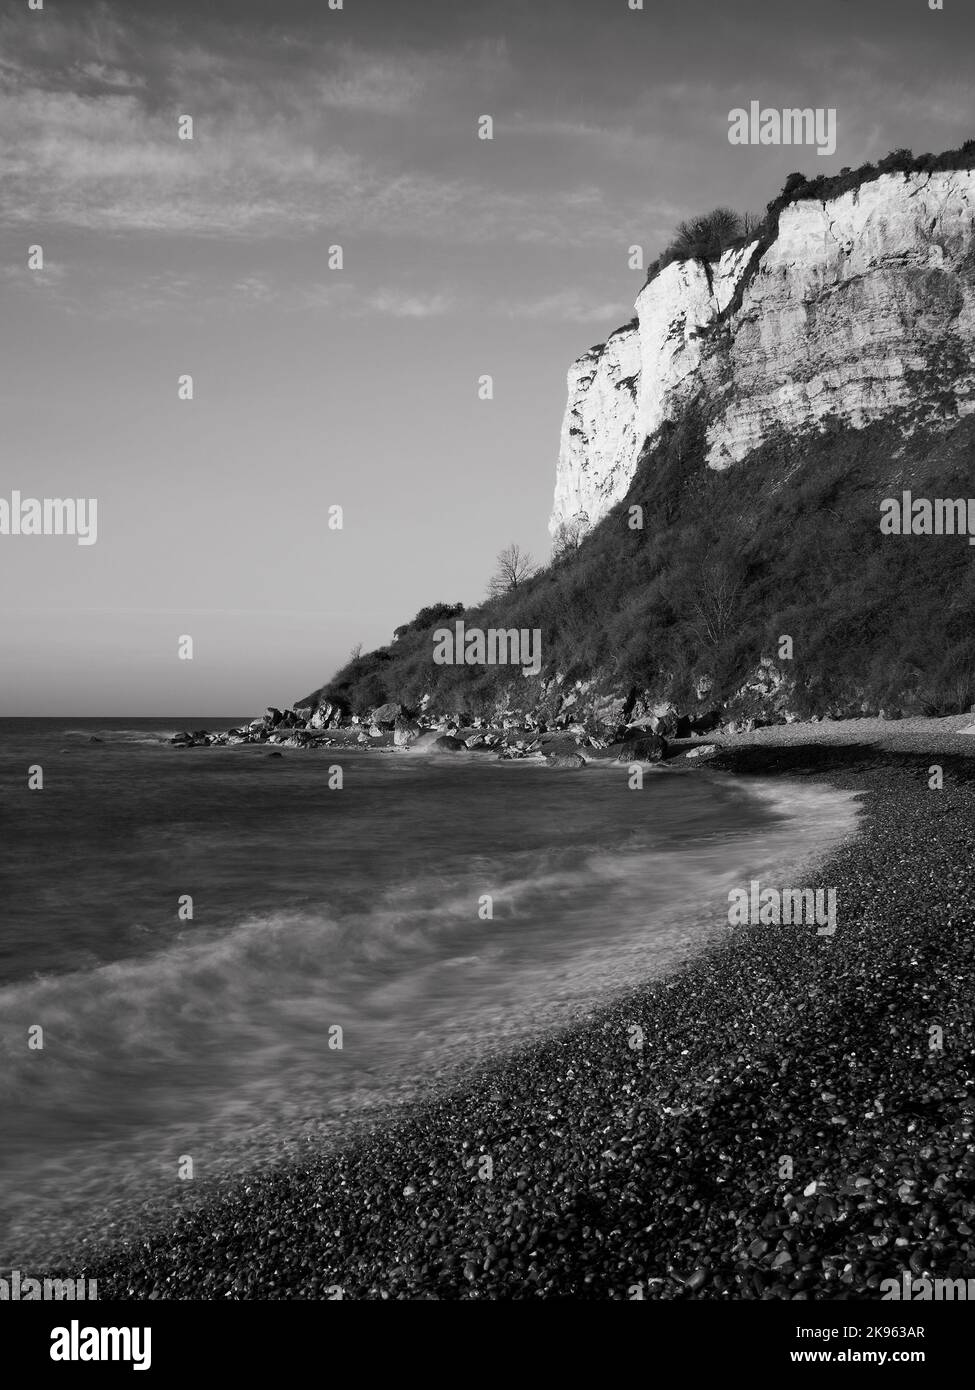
top-left (50, 729), bottom-right (975, 1299)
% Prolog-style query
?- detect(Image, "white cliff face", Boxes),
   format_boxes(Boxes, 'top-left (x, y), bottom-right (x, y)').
top-left (703, 170), bottom-right (975, 467)
top-left (634, 242), bottom-right (755, 457)
top-left (551, 168), bottom-right (975, 534)
top-left (551, 322), bottom-right (641, 535)
top-left (550, 247), bottom-right (754, 536)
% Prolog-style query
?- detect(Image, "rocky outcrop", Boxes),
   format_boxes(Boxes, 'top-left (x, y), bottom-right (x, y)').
top-left (308, 700), bottom-right (343, 730)
top-left (551, 167), bottom-right (975, 535)
top-left (616, 731), bottom-right (668, 764)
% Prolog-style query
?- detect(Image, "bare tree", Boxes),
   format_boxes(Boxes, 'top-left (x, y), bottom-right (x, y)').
top-left (488, 543), bottom-right (537, 598)
top-left (349, 642), bottom-right (363, 661)
top-left (552, 518), bottom-right (585, 561)
top-left (690, 561), bottom-right (743, 646)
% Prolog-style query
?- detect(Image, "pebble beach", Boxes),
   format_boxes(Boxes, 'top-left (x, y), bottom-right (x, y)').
top-left (56, 722), bottom-right (975, 1299)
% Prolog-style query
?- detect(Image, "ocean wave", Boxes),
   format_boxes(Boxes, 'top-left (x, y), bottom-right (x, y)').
top-left (0, 774), bottom-right (862, 1264)
top-left (62, 727), bottom-right (176, 744)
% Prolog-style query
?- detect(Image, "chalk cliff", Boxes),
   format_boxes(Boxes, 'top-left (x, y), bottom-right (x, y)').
top-left (551, 167), bottom-right (975, 536)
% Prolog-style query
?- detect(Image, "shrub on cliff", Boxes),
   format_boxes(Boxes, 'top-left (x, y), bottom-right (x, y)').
top-left (650, 142), bottom-right (975, 294)
top-left (668, 207), bottom-right (744, 262)
top-left (647, 207), bottom-right (750, 281)
top-left (393, 601), bottom-right (464, 643)
top-left (318, 647), bottom-right (395, 713)
top-left (765, 138), bottom-right (975, 222)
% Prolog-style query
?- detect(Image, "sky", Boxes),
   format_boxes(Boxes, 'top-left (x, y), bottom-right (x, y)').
top-left (0, 0), bottom-right (972, 715)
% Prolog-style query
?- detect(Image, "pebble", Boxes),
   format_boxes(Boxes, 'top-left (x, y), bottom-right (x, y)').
top-left (45, 745), bottom-right (975, 1300)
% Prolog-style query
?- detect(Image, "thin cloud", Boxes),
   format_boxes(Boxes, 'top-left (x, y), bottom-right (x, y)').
top-left (0, 9), bottom-right (668, 246)
top-left (0, 70), bottom-right (673, 246)
top-left (498, 117), bottom-right (667, 161)
top-left (365, 289), bottom-right (455, 318)
top-left (495, 289), bottom-right (632, 324)
top-left (1, 260), bottom-right (68, 290)
top-left (318, 55), bottom-right (428, 116)
top-left (16, 262), bottom-right (629, 327)
top-left (73, 61), bottom-right (147, 90)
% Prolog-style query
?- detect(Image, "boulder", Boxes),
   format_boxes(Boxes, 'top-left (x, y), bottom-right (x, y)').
top-left (309, 702), bottom-right (337, 730)
top-left (617, 732), bottom-right (668, 763)
top-left (407, 731), bottom-right (444, 753)
top-left (649, 714), bottom-right (676, 736)
top-left (723, 716), bottom-right (768, 734)
top-left (371, 702), bottom-right (402, 728)
top-left (546, 751), bottom-right (586, 769)
top-left (409, 730), bottom-right (467, 753)
top-left (590, 694), bottom-right (629, 731)
top-left (394, 718), bottom-right (421, 747)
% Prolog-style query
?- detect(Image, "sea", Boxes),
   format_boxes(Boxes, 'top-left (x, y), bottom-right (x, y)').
top-left (0, 717), bottom-right (862, 1265)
